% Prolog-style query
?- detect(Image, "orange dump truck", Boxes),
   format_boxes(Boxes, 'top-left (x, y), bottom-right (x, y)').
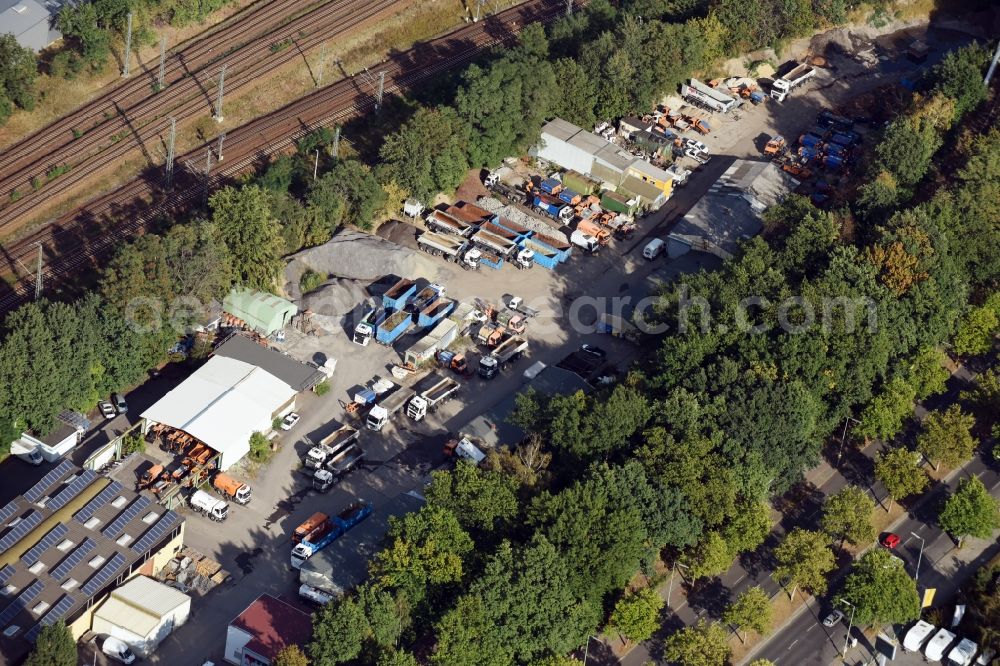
top-left (212, 472), bottom-right (252, 505)
top-left (293, 512), bottom-right (331, 544)
top-left (576, 219), bottom-right (611, 245)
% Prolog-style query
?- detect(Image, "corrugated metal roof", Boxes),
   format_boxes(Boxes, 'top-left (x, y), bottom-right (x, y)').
top-left (94, 576), bottom-right (189, 636)
top-left (223, 289), bottom-right (298, 335)
top-left (0, 0), bottom-right (59, 51)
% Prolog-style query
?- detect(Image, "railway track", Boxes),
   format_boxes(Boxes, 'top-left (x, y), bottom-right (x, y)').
top-left (0, 0), bottom-right (562, 315)
top-left (0, 0), bottom-right (410, 233)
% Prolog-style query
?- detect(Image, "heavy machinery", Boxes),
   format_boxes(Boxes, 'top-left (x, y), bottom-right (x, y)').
top-left (212, 472), bottom-right (252, 505)
top-left (764, 135), bottom-right (786, 157)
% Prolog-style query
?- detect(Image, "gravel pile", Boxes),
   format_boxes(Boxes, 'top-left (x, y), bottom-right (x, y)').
top-left (476, 197), bottom-right (569, 243)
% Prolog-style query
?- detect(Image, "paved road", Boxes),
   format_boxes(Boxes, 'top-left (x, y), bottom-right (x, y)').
top-left (752, 460), bottom-right (1000, 666)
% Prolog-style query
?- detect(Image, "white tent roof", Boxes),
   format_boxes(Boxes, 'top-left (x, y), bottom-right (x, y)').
top-left (95, 576), bottom-right (191, 637)
top-left (142, 356), bottom-right (296, 469)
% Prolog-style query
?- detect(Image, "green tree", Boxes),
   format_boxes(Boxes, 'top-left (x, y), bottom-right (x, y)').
top-left (530, 657), bottom-right (582, 666)
top-left (306, 173), bottom-right (347, 241)
top-left (723, 586), bottom-right (772, 643)
top-left (209, 185), bottom-right (284, 291)
top-left (875, 447), bottom-right (929, 510)
top-left (821, 486), bottom-right (876, 547)
top-left (662, 620), bottom-right (730, 666)
top-left (379, 106), bottom-right (469, 202)
top-left (549, 58), bottom-right (596, 128)
top-left (323, 160), bottom-right (385, 230)
top-left (841, 548), bottom-right (921, 627)
top-left (310, 596), bottom-right (367, 664)
top-left (24, 621), bottom-right (75, 666)
top-left (608, 588), bottom-right (664, 643)
top-left (917, 405), bottom-right (977, 471)
top-left (857, 377), bottom-right (916, 441)
top-left (773, 529), bottom-right (835, 599)
top-left (905, 347), bottom-right (950, 400)
top-left (425, 460), bottom-right (519, 534)
top-left (962, 367), bottom-right (1000, 418)
top-left (931, 44), bottom-right (989, 120)
top-left (951, 296), bottom-right (999, 356)
top-left (939, 475), bottom-right (1000, 546)
top-left (749, 660), bottom-right (777, 666)
top-left (58, 2), bottom-right (111, 65)
top-left (723, 499), bottom-right (771, 555)
top-left (273, 644), bottom-right (309, 666)
top-left (683, 531), bottom-right (732, 580)
top-left (0, 34), bottom-right (38, 113)
top-left (376, 648), bottom-right (418, 666)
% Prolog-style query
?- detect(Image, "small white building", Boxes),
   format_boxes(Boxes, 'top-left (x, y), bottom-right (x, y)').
top-left (91, 576), bottom-right (191, 658)
top-left (15, 420), bottom-right (84, 463)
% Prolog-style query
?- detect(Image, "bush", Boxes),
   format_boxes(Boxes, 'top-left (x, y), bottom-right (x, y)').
top-left (121, 433), bottom-right (145, 455)
top-left (300, 269), bottom-right (327, 294)
top-left (249, 431), bottom-right (270, 461)
top-left (30, 176), bottom-right (41, 191)
top-left (314, 380), bottom-right (331, 396)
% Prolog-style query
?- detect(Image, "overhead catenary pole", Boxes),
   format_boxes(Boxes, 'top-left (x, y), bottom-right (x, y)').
top-left (165, 116), bottom-right (176, 190)
top-left (332, 126), bottom-right (340, 160)
top-left (313, 149), bottom-right (320, 180)
top-left (203, 147), bottom-right (212, 203)
top-left (34, 242), bottom-right (43, 300)
top-left (316, 42), bottom-right (327, 86)
top-left (157, 35), bottom-right (167, 90)
top-left (985, 39), bottom-right (1000, 86)
top-left (217, 132), bottom-right (226, 162)
top-left (122, 12), bottom-right (133, 77)
top-left (376, 70), bottom-right (385, 111)
top-left (565, 0), bottom-right (572, 16)
top-left (214, 64), bottom-right (227, 122)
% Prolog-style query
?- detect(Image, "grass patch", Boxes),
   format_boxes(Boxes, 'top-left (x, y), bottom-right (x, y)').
top-left (270, 38), bottom-right (293, 54)
top-left (45, 163), bottom-right (71, 181)
top-left (300, 269), bottom-right (327, 293)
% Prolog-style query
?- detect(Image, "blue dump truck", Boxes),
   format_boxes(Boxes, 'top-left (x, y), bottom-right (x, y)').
top-left (381, 278), bottom-right (417, 311)
top-left (290, 501), bottom-right (373, 569)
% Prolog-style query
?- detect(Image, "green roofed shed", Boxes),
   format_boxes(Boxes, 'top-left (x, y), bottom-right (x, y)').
top-left (223, 289), bottom-right (298, 336)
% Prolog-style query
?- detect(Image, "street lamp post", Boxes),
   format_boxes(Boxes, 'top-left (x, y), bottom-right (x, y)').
top-left (837, 416), bottom-right (861, 464)
top-left (582, 635), bottom-right (600, 665)
top-left (838, 598), bottom-right (857, 660)
top-left (667, 561), bottom-right (689, 606)
top-left (910, 531), bottom-right (926, 582)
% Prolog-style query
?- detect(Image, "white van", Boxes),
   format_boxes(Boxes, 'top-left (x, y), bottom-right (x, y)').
top-left (102, 636), bottom-right (136, 664)
top-left (643, 238), bottom-right (665, 260)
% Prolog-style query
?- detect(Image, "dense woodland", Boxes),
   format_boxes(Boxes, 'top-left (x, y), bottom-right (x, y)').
top-left (2, 0), bottom-right (999, 664)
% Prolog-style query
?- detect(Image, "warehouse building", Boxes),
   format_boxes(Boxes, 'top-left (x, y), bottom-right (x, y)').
top-left (0, 461), bottom-right (184, 664)
top-left (669, 159), bottom-right (798, 259)
top-left (91, 575), bottom-right (190, 657)
top-left (225, 594), bottom-right (311, 665)
top-left (1, 0), bottom-right (63, 52)
top-left (223, 289), bottom-right (298, 337)
top-left (536, 118), bottom-right (674, 208)
top-left (141, 334), bottom-right (321, 470)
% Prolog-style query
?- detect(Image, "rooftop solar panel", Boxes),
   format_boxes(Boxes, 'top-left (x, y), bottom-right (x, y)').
top-left (73, 480), bottom-right (124, 525)
top-left (0, 500), bottom-right (19, 525)
top-left (80, 552), bottom-right (125, 597)
top-left (0, 564), bottom-right (14, 586)
top-left (131, 511), bottom-right (180, 554)
top-left (0, 579), bottom-right (44, 626)
top-left (49, 537), bottom-right (96, 582)
top-left (24, 460), bottom-right (75, 502)
top-left (19, 523), bottom-right (69, 567)
top-left (0, 511), bottom-right (43, 554)
top-left (24, 594), bottom-right (75, 643)
top-left (101, 495), bottom-right (151, 539)
top-left (44, 470), bottom-right (98, 513)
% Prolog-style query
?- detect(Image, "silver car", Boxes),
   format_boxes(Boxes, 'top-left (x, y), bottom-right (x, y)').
top-left (822, 610), bottom-right (845, 628)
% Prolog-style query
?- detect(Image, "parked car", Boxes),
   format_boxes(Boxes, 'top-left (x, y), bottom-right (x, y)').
top-left (112, 393), bottom-right (128, 415)
top-left (685, 148), bottom-right (710, 164)
top-left (580, 344), bottom-right (607, 360)
top-left (643, 238), bottom-right (666, 260)
top-left (280, 412), bottom-right (300, 431)
top-left (822, 610), bottom-right (844, 628)
top-left (880, 532), bottom-right (901, 549)
top-left (684, 138), bottom-right (709, 153)
top-left (98, 401), bottom-right (116, 419)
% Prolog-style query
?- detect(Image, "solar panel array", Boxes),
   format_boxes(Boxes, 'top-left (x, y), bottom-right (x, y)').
top-left (19, 523), bottom-right (69, 567)
top-left (74, 480), bottom-right (123, 524)
top-left (24, 594), bottom-right (76, 643)
top-left (0, 565), bottom-right (14, 586)
top-left (0, 511), bottom-right (43, 554)
top-left (0, 579), bottom-right (43, 626)
top-left (45, 470), bottom-right (99, 513)
top-left (80, 552), bottom-right (125, 597)
top-left (131, 511), bottom-right (180, 554)
top-left (24, 460), bottom-right (75, 502)
top-left (0, 500), bottom-right (19, 525)
top-left (101, 495), bottom-right (151, 539)
top-left (49, 537), bottom-right (96, 582)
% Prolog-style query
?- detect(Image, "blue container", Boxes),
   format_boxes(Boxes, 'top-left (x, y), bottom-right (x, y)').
top-left (825, 142), bottom-right (847, 157)
top-left (558, 188), bottom-right (581, 204)
top-left (478, 254), bottom-right (504, 270)
top-left (823, 154), bottom-right (845, 170)
top-left (799, 146), bottom-right (819, 161)
top-left (800, 133), bottom-right (823, 148)
top-left (539, 178), bottom-right (561, 195)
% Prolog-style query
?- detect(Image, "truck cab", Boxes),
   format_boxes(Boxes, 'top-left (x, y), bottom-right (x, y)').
top-left (478, 355), bottom-right (499, 379)
top-left (407, 395), bottom-right (429, 421)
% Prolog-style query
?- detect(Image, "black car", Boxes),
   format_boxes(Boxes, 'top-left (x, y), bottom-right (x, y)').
top-left (580, 344), bottom-right (607, 360)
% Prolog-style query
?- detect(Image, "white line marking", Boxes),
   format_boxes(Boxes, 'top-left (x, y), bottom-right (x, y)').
top-left (788, 639), bottom-right (799, 650)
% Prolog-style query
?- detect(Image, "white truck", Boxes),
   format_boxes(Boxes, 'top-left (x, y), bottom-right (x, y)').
top-left (771, 62), bottom-right (816, 102)
top-left (680, 78), bottom-right (738, 113)
top-left (570, 230), bottom-right (600, 255)
top-left (903, 621), bottom-right (936, 652)
top-left (189, 489), bottom-right (229, 522)
top-left (926, 628), bottom-right (958, 662)
top-left (10, 438), bottom-right (42, 465)
top-left (304, 425), bottom-right (359, 470)
top-left (353, 307), bottom-right (381, 346)
top-left (948, 639), bottom-right (978, 666)
top-left (417, 231), bottom-right (481, 270)
top-left (478, 335), bottom-right (528, 380)
top-left (313, 443), bottom-right (365, 492)
top-left (366, 386), bottom-right (416, 431)
top-left (406, 374), bottom-right (460, 421)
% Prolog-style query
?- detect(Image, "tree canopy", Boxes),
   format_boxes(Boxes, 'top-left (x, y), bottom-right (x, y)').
top-left (939, 475), bottom-right (1000, 544)
top-left (841, 548), bottom-right (921, 627)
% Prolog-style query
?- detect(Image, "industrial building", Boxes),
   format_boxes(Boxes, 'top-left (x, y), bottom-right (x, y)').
top-left (91, 575), bottom-right (191, 657)
top-left (536, 118), bottom-right (675, 209)
top-left (0, 461), bottom-right (184, 664)
top-left (1, 0), bottom-right (63, 52)
top-left (668, 159), bottom-right (798, 259)
top-left (225, 594), bottom-right (312, 665)
top-left (223, 289), bottom-right (298, 337)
